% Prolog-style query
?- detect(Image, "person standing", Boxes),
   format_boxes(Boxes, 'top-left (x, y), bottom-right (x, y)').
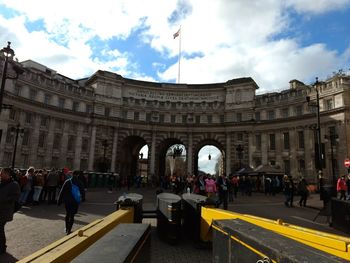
top-left (297, 177), bottom-right (309, 207)
top-left (57, 170), bottom-right (84, 235)
top-left (0, 168), bottom-right (21, 254)
top-left (283, 175), bottom-right (295, 207)
top-left (18, 167), bottom-right (34, 205)
top-left (346, 174), bottom-right (350, 200)
top-left (46, 168), bottom-right (59, 204)
top-left (337, 175), bottom-right (347, 200)
top-left (216, 174), bottom-right (229, 210)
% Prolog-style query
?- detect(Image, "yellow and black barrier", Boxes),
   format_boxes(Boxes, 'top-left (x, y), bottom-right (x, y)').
top-left (200, 207), bottom-right (350, 261)
top-left (212, 219), bottom-right (348, 262)
top-left (18, 208), bottom-right (134, 263)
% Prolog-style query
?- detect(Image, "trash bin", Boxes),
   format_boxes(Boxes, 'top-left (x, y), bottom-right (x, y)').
top-left (182, 193), bottom-right (216, 243)
top-left (87, 172), bottom-right (96, 188)
top-left (156, 193), bottom-right (182, 244)
top-left (115, 193), bottom-right (143, 223)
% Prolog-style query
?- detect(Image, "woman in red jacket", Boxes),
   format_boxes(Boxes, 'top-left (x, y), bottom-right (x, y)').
top-left (337, 175), bottom-right (347, 200)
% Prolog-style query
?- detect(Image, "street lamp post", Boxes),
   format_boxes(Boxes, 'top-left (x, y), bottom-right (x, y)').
top-left (236, 144), bottom-right (243, 169)
top-left (324, 133), bottom-right (339, 197)
top-left (306, 77), bottom-right (324, 199)
top-left (10, 123), bottom-right (24, 169)
top-left (0, 42), bottom-right (24, 112)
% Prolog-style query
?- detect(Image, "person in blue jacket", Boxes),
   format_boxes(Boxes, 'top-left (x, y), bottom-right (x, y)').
top-left (57, 170), bottom-right (84, 235)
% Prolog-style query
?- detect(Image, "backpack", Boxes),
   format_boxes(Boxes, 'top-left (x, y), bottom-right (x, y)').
top-left (70, 180), bottom-right (81, 204)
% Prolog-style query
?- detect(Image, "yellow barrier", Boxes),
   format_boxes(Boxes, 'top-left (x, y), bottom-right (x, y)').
top-left (18, 208), bottom-right (134, 263)
top-left (200, 207), bottom-right (350, 261)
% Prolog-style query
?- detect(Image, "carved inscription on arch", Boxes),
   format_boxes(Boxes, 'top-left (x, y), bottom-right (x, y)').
top-left (126, 89), bottom-right (224, 102)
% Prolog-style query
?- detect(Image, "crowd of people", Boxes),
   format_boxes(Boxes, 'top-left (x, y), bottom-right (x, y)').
top-left (0, 166), bottom-right (87, 254)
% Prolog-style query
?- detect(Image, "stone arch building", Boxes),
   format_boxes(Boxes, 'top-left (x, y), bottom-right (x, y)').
top-left (0, 58), bottom-right (349, 185)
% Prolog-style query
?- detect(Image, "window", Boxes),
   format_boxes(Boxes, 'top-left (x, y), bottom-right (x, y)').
top-left (58, 98), bottom-right (65, 109)
top-left (3, 152), bottom-right (11, 166)
top-left (255, 134), bottom-right (261, 151)
top-left (72, 101), bottom-right (79, 112)
top-left (22, 130), bottom-right (30, 146)
top-left (55, 119), bottom-right (63, 129)
top-left (171, 115), bottom-right (176, 123)
top-left (82, 138), bottom-right (89, 152)
top-left (284, 160), bottom-right (291, 175)
top-left (67, 136), bottom-right (75, 151)
top-left (40, 116), bottom-right (48, 127)
top-left (25, 112), bottom-right (32, 124)
top-left (295, 106), bottom-right (302, 116)
top-left (268, 110), bottom-right (275, 120)
top-left (44, 94), bottom-right (51, 105)
top-left (38, 131), bottom-right (46, 148)
top-left (134, 112), bottom-right (139, 121)
top-left (182, 115), bottom-right (187, 123)
top-left (269, 160), bottom-right (276, 166)
top-left (237, 133), bottom-right (243, 141)
top-left (298, 159), bottom-right (305, 171)
top-left (53, 134), bottom-right (61, 149)
top-left (9, 109), bottom-right (16, 120)
top-left (269, 134), bottom-right (276, 150)
top-left (207, 115), bottom-right (212, 123)
top-left (325, 99), bottom-right (333, 110)
top-left (283, 132), bottom-right (290, 150)
top-left (159, 114), bottom-right (164, 123)
top-left (105, 107), bottom-right (110, 117)
top-left (282, 108), bottom-right (289, 118)
top-left (21, 154), bottom-right (29, 168)
top-left (66, 158), bottom-right (74, 169)
top-left (220, 115), bottom-right (224, 123)
top-left (80, 159), bottom-right (88, 171)
top-left (298, 131), bottom-right (304, 149)
top-left (86, 104), bottom-right (93, 114)
top-left (37, 155), bottom-right (44, 168)
top-left (195, 116), bottom-right (200, 124)
top-left (146, 113), bottom-right (151, 122)
top-left (51, 156), bottom-right (59, 168)
top-left (236, 113), bottom-right (242, 122)
top-left (255, 112), bottom-right (261, 121)
top-left (29, 89), bottom-right (37, 100)
top-left (5, 130), bottom-right (13, 144)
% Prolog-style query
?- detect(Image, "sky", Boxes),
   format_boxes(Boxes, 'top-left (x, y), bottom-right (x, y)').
top-left (0, 0), bottom-right (349, 94)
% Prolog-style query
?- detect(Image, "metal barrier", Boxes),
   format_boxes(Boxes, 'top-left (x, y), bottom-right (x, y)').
top-left (213, 219), bottom-right (348, 262)
top-left (18, 209), bottom-right (134, 263)
top-left (201, 207), bottom-right (350, 261)
top-left (156, 192), bottom-right (182, 244)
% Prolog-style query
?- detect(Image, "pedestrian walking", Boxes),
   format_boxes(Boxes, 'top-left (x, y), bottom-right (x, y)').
top-left (216, 174), bottom-right (229, 210)
top-left (283, 175), bottom-right (295, 207)
top-left (57, 170), bottom-right (84, 235)
top-left (337, 175), bottom-right (347, 200)
top-left (0, 168), bottom-right (20, 254)
top-left (297, 177), bottom-right (309, 207)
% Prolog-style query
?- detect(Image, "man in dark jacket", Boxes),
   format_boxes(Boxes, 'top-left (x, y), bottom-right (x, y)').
top-left (57, 170), bottom-right (84, 235)
top-left (0, 167), bottom-right (20, 254)
top-left (216, 174), bottom-right (229, 210)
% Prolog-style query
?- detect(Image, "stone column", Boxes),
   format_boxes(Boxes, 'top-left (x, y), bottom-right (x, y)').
top-left (290, 129), bottom-right (297, 177)
top-left (275, 131), bottom-right (283, 168)
top-left (261, 133), bottom-right (268, 165)
top-left (73, 124), bottom-right (83, 170)
top-left (304, 128), bottom-right (314, 182)
top-left (226, 133), bottom-right (231, 176)
top-left (44, 117), bottom-right (56, 168)
top-left (150, 130), bottom-right (156, 175)
top-left (186, 132), bottom-right (193, 175)
top-left (29, 114), bottom-right (41, 166)
top-left (88, 125), bottom-right (97, 171)
top-left (248, 131), bottom-right (254, 167)
top-left (59, 121), bottom-right (69, 168)
top-left (111, 127), bottom-right (119, 172)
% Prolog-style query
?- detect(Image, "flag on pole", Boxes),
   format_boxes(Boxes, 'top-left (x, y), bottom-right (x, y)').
top-left (173, 28), bottom-right (181, 39)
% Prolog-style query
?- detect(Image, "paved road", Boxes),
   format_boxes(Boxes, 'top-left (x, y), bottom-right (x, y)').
top-left (0, 187), bottom-right (348, 263)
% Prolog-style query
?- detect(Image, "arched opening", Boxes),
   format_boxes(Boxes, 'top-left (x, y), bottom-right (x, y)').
top-left (118, 136), bottom-right (148, 189)
top-left (156, 138), bottom-right (186, 186)
top-left (137, 145), bottom-right (149, 187)
top-left (194, 140), bottom-right (224, 177)
top-left (197, 145), bottom-right (223, 177)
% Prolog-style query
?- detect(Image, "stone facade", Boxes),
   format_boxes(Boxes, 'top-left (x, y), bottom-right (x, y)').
top-left (0, 58), bottom-right (349, 184)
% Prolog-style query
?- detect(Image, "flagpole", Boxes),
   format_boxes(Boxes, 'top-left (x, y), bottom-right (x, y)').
top-left (177, 26), bottom-right (181, 84)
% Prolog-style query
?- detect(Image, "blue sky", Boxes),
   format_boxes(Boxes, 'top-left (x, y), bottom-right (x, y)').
top-left (0, 0), bottom-right (349, 94)
top-left (0, 0), bottom-right (349, 173)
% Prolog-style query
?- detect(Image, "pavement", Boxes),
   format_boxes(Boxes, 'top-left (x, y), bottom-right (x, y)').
top-left (0, 187), bottom-right (348, 263)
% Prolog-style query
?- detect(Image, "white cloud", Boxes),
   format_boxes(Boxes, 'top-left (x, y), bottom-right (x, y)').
top-left (0, 0), bottom-right (348, 93)
top-left (286, 0), bottom-right (350, 14)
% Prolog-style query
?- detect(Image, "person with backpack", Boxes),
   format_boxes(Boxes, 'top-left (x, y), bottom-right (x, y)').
top-left (57, 170), bottom-right (84, 235)
top-left (0, 168), bottom-right (20, 254)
